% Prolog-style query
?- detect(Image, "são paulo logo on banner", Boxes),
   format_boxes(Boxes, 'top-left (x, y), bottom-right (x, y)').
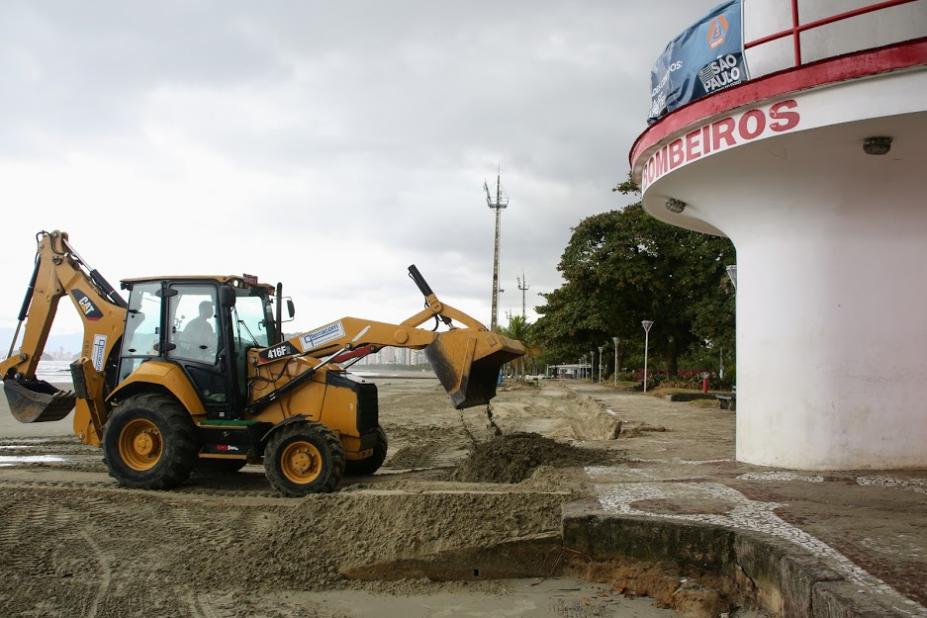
top-left (648, 0), bottom-right (750, 124)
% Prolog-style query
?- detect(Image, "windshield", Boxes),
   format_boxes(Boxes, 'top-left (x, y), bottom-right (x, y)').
top-left (234, 294), bottom-right (271, 348)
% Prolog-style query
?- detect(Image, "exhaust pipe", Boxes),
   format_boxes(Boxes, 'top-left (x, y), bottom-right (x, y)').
top-left (3, 377), bottom-right (75, 423)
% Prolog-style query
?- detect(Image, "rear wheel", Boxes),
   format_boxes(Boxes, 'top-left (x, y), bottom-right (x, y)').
top-left (264, 422), bottom-right (345, 496)
top-left (345, 426), bottom-right (388, 476)
top-left (102, 393), bottom-right (197, 489)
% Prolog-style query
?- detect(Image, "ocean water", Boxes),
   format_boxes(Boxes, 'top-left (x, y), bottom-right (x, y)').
top-left (37, 360), bottom-right (74, 385)
top-left (34, 360), bottom-right (434, 387)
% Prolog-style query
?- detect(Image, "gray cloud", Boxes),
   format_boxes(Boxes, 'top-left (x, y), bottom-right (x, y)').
top-left (0, 0), bottom-right (720, 337)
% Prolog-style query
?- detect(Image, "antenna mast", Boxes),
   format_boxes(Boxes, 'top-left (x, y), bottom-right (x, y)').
top-left (516, 271), bottom-right (530, 319)
top-left (484, 169), bottom-right (508, 331)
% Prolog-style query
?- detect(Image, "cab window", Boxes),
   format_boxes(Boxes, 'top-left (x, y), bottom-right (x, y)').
top-left (233, 294), bottom-right (271, 349)
top-left (167, 285), bottom-right (219, 365)
top-left (118, 282), bottom-right (161, 381)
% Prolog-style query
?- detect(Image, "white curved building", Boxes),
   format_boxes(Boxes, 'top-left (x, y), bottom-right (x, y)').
top-left (631, 1), bottom-right (927, 469)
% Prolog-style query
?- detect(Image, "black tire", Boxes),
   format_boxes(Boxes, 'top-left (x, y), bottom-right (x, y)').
top-left (194, 459), bottom-right (248, 475)
top-left (102, 392), bottom-right (197, 490)
top-left (345, 426), bottom-right (388, 476)
top-left (264, 422), bottom-right (345, 497)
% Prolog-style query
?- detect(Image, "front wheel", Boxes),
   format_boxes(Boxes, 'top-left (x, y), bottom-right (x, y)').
top-left (264, 422), bottom-right (345, 496)
top-left (102, 393), bottom-right (197, 490)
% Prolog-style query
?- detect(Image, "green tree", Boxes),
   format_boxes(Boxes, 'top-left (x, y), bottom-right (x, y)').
top-left (499, 312), bottom-right (538, 376)
top-left (534, 181), bottom-right (735, 378)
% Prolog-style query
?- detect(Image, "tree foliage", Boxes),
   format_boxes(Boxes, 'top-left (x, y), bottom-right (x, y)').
top-left (498, 312), bottom-right (539, 376)
top-left (534, 181), bottom-right (735, 378)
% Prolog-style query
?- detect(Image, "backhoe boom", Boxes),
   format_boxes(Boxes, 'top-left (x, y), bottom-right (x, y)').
top-left (2, 231), bottom-right (126, 430)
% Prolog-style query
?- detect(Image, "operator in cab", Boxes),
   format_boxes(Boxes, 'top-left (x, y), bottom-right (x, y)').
top-left (183, 300), bottom-right (216, 362)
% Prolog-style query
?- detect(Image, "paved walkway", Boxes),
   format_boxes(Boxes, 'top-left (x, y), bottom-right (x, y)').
top-left (564, 382), bottom-right (927, 616)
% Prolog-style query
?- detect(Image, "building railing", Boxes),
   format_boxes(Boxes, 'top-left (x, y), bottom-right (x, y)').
top-left (745, 0), bottom-right (920, 65)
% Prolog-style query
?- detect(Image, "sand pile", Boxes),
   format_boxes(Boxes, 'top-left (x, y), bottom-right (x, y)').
top-left (385, 427), bottom-right (460, 469)
top-left (0, 486), bottom-right (567, 615)
top-left (242, 492), bottom-right (568, 589)
top-left (452, 432), bottom-right (622, 484)
top-left (382, 423), bottom-right (475, 469)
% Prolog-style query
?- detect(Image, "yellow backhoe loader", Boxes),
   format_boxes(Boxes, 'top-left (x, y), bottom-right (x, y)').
top-left (2, 231), bottom-right (524, 496)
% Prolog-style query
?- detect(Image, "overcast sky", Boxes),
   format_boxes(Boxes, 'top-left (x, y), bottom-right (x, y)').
top-left (0, 0), bottom-right (719, 340)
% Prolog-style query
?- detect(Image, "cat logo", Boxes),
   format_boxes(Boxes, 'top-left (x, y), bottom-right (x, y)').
top-left (70, 289), bottom-right (104, 321)
top-left (706, 15), bottom-right (729, 49)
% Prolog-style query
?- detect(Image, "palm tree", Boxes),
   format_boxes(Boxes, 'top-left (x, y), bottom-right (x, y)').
top-left (498, 313), bottom-right (538, 377)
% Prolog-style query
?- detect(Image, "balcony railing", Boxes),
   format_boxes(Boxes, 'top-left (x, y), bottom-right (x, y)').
top-left (743, 0), bottom-right (925, 76)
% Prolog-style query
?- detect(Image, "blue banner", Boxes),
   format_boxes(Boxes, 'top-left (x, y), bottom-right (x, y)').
top-left (648, 0), bottom-right (749, 124)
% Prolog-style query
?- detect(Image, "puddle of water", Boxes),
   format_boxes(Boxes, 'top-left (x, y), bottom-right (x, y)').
top-left (0, 455), bottom-right (66, 464)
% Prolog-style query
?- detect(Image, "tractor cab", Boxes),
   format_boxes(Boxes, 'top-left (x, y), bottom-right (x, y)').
top-left (117, 275), bottom-right (282, 420)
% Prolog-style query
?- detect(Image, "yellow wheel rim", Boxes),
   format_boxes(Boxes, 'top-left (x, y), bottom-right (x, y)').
top-left (118, 418), bottom-right (163, 472)
top-left (280, 440), bottom-right (323, 484)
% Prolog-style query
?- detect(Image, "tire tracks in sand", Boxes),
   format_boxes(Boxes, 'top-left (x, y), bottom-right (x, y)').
top-left (79, 528), bottom-right (111, 618)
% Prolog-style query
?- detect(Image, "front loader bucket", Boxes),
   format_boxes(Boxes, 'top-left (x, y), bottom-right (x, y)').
top-left (425, 329), bottom-right (525, 409)
top-left (3, 377), bottom-right (76, 423)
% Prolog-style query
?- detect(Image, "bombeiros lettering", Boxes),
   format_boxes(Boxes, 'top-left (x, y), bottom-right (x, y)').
top-left (768, 99), bottom-right (799, 132)
top-left (641, 99), bottom-right (800, 190)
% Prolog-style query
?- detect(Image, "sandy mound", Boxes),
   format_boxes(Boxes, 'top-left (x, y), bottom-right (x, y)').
top-left (0, 486), bottom-right (569, 616)
top-left (387, 443), bottom-right (443, 468)
top-left (244, 492), bottom-right (568, 589)
top-left (384, 423), bottom-right (473, 469)
top-left (452, 432), bottom-right (622, 484)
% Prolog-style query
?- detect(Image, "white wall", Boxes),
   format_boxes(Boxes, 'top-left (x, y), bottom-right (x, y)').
top-left (639, 69), bottom-right (927, 469)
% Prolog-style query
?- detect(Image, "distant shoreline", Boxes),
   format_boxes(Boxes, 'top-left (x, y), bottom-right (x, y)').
top-left (35, 360), bottom-right (437, 386)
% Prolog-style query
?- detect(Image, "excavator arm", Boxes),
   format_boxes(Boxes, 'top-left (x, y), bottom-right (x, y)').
top-left (254, 265), bottom-right (525, 409)
top-left (2, 231), bottom-right (127, 429)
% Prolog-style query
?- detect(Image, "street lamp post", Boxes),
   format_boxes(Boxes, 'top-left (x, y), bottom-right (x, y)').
top-left (612, 337), bottom-right (620, 386)
top-left (641, 320), bottom-right (654, 392)
top-left (598, 346), bottom-right (605, 383)
top-left (726, 264), bottom-right (737, 290)
top-left (724, 264), bottom-right (736, 385)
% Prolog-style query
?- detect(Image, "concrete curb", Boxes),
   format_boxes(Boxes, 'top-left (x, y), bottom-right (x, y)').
top-left (561, 503), bottom-right (915, 617)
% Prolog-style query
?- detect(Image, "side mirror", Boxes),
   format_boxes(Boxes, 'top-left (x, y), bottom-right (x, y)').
top-left (218, 286), bottom-right (237, 308)
top-left (286, 298), bottom-right (295, 318)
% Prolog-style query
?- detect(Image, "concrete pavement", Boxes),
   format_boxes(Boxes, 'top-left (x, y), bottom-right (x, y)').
top-left (563, 382), bottom-right (927, 617)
